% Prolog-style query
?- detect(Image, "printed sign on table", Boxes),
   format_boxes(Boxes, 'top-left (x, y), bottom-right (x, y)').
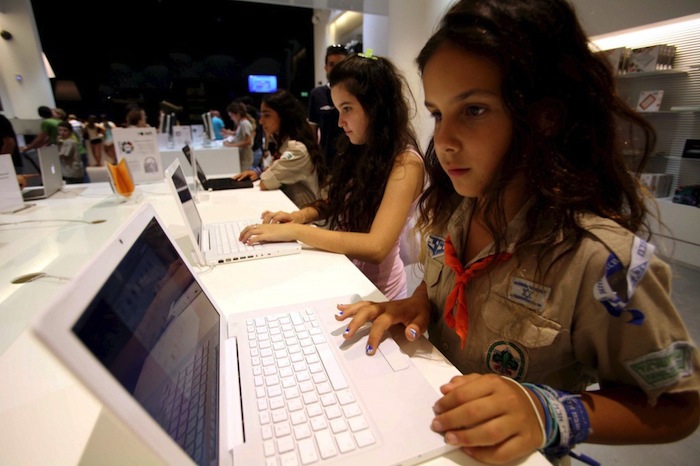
top-left (112, 127), bottom-right (163, 184)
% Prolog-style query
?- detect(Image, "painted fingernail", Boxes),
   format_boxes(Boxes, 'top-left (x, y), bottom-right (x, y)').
top-left (336, 310), bottom-right (343, 316)
top-left (366, 344), bottom-right (373, 354)
top-left (344, 327), bottom-right (350, 334)
top-left (409, 328), bottom-right (417, 339)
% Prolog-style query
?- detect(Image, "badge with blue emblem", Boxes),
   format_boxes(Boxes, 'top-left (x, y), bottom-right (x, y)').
top-left (427, 235), bottom-right (444, 258)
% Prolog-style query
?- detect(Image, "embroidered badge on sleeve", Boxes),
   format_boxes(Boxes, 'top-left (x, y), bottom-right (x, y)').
top-left (625, 341), bottom-right (694, 390)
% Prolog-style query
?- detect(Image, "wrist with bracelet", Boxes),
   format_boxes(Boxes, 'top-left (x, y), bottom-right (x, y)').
top-left (522, 383), bottom-right (599, 466)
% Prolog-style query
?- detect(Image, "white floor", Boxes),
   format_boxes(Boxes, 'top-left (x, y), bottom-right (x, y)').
top-left (404, 260), bottom-right (700, 465)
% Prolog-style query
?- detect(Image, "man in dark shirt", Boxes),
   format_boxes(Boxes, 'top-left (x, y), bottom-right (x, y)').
top-left (307, 44), bottom-right (349, 170)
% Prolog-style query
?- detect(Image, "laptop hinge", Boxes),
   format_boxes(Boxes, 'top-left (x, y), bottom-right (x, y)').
top-left (224, 337), bottom-right (244, 450)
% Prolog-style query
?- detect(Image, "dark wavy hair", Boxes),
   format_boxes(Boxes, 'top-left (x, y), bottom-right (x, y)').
top-left (261, 90), bottom-right (327, 183)
top-left (312, 53), bottom-right (420, 233)
top-left (415, 0), bottom-right (656, 261)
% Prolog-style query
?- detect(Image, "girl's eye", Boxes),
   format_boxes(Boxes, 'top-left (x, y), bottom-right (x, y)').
top-left (466, 106), bottom-right (486, 117)
top-left (429, 111), bottom-right (442, 122)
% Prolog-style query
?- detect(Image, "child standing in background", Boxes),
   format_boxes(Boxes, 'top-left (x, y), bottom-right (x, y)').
top-left (334, 1), bottom-right (700, 464)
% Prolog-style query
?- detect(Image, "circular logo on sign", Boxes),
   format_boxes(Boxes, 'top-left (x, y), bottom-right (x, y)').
top-left (485, 340), bottom-right (527, 380)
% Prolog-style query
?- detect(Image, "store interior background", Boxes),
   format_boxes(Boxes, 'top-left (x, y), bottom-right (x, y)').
top-left (2, 1), bottom-right (700, 464)
top-left (1, 0), bottom-right (699, 146)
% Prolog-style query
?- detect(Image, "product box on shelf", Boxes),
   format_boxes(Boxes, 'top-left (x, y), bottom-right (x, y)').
top-left (640, 173), bottom-right (674, 198)
top-left (637, 90), bottom-right (664, 112)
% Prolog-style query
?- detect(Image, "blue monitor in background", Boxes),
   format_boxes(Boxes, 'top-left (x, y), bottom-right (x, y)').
top-left (248, 75), bottom-right (278, 94)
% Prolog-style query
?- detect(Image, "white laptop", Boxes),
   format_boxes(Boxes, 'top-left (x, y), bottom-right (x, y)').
top-left (22, 145), bottom-right (63, 200)
top-left (164, 158), bottom-right (301, 266)
top-left (32, 203), bottom-right (456, 465)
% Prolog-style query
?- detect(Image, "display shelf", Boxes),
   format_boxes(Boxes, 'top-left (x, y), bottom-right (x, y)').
top-left (617, 69), bottom-right (689, 79)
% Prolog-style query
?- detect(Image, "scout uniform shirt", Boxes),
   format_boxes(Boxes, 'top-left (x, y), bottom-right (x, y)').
top-left (423, 197), bottom-right (700, 404)
top-left (260, 140), bottom-right (321, 208)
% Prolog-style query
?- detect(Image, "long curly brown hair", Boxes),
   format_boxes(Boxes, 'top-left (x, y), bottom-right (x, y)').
top-left (310, 54), bottom-right (420, 233)
top-left (415, 0), bottom-right (656, 265)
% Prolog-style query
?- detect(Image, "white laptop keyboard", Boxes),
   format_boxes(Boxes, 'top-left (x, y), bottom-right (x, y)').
top-left (247, 309), bottom-right (377, 465)
top-left (211, 220), bottom-right (261, 255)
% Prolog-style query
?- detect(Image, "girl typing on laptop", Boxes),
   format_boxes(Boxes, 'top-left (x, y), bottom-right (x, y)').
top-left (232, 90), bottom-right (327, 208)
top-left (239, 52), bottom-right (425, 300)
top-left (332, 1), bottom-right (700, 465)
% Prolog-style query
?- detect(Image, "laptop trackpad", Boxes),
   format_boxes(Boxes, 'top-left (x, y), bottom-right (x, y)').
top-left (336, 324), bottom-right (410, 372)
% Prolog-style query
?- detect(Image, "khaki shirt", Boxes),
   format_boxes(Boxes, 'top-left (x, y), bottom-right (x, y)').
top-left (260, 140), bottom-right (321, 208)
top-left (423, 198), bottom-right (700, 404)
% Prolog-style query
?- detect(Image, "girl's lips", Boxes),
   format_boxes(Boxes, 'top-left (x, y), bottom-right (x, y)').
top-left (447, 168), bottom-right (470, 177)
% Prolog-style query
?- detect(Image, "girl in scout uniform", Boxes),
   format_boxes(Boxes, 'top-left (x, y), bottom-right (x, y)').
top-left (234, 90), bottom-right (328, 208)
top-left (239, 53), bottom-right (425, 300)
top-left (334, 0), bottom-right (700, 464)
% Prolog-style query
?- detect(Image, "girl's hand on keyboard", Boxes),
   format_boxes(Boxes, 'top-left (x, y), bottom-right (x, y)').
top-left (239, 222), bottom-right (299, 244)
top-left (335, 285), bottom-right (431, 355)
top-left (261, 210), bottom-right (294, 224)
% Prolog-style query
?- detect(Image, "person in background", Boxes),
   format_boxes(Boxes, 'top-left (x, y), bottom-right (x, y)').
top-left (332, 1), bottom-right (700, 465)
top-left (100, 114), bottom-right (117, 164)
top-left (0, 113), bottom-right (22, 172)
top-left (52, 107), bottom-right (67, 121)
top-left (233, 89), bottom-right (327, 208)
top-left (83, 114), bottom-right (105, 166)
top-left (210, 110), bottom-right (225, 140)
top-left (239, 53), bottom-right (424, 300)
top-left (308, 44), bottom-right (350, 170)
top-left (56, 121), bottom-right (85, 184)
top-left (223, 102), bottom-right (254, 170)
top-left (236, 96), bottom-right (264, 170)
top-left (125, 107), bottom-right (149, 128)
top-left (19, 106), bottom-right (61, 153)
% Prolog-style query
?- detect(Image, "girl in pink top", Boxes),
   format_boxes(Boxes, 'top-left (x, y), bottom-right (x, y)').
top-left (239, 52), bottom-right (425, 300)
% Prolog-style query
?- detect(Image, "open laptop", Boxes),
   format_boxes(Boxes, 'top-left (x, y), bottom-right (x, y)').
top-left (164, 158), bottom-right (300, 265)
top-left (182, 144), bottom-right (253, 191)
top-left (22, 145), bottom-right (63, 200)
top-left (32, 203), bottom-right (456, 465)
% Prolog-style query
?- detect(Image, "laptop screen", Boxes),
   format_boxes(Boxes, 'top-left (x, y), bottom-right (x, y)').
top-left (71, 217), bottom-right (221, 465)
top-left (181, 144), bottom-right (208, 185)
top-left (170, 161), bottom-right (204, 244)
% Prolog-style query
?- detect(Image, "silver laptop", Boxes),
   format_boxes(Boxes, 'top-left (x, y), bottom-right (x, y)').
top-left (22, 145), bottom-right (63, 200)
top-left (164, 158), bottom-right (301, 266)
top-left (32, 203), bottom-right (456, 465)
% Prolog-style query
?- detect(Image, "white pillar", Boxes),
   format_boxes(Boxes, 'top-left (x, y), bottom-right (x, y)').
top-left (0, 0), bottom-right (55, 118)
top-left (385, 0), bottom-right (454, 152)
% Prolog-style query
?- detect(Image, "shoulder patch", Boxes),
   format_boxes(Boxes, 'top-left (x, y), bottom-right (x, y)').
top-left (427, 235), bottom-right (444, 258)
top-left (593, 236), bottom-right (654, 325)
top-left (486, 340), bottom-right (527, 380)
top-left (625, 341), bottom-right (695, 391)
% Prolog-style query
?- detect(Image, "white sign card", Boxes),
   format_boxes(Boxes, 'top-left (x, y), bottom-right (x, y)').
top-left (112, 127), bottom-right (163, 184)
top-left (0, 153), bottom-right (27, 213)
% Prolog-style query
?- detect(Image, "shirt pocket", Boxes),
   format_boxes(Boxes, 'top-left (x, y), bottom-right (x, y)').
top-left (481, 291), bottom-right (561, 348)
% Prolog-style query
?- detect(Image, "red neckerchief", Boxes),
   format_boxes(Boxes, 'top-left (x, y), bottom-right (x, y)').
top-left (443, 235), bottom-right (512, 349)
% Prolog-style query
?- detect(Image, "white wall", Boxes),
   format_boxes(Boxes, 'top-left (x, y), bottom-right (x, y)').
top-left (0, 0), bottom-right (55, 118)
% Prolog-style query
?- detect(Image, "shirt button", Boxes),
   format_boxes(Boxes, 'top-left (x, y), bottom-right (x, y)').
top-left (441, 342), bottom-right (449, 351)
